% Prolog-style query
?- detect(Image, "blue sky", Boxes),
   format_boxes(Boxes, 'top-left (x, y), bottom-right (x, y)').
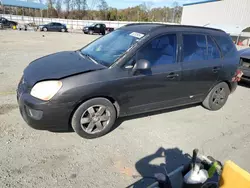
top-left (104, 0), bottom-right (207, 9)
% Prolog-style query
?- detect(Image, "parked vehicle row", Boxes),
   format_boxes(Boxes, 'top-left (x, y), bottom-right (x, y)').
top-left (17, 23), bottom-right (241, 139)
top-left (1, 17), bottom-right (114, 35)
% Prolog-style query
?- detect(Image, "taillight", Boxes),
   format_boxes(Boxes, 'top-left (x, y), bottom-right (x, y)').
top-left (232, 69), bottom-right (243, 82)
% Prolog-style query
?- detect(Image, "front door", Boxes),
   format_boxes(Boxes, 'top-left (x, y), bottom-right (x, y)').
top-left (180, 34), bottom-right (222, 101)
top-left (120, 34), bottom-right (184, 115)
top-left (50, 23), bottom-right (57, 31)
top-left (54, 23), bottom-right (62, 31)
top-left (0, 18), bottom-right (8, 27)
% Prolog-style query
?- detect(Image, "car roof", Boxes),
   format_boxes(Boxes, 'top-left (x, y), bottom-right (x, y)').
top-left (120, 23), bottom-right (225, 35)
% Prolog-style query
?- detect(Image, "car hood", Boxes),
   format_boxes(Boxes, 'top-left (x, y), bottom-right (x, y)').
top-left (24, 51), bottom-right (106, 86)
top-left (10, 21), bottom-right (17, 24)
top-left (239, 48), bottom-right (250, 59)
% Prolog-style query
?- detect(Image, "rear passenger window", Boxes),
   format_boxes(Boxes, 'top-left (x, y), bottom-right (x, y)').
top-left (182, 34), bottom-right (207, 62)
top-left (213, 35), bottom-right (237, 58)
top-left (137, 34), bottom-right (177, 66)
top-left (207, 36), bottom-right (220, 60)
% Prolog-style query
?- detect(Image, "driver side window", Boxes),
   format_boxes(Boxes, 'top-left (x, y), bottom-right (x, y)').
top-left (136, 34), bottom-right (177, 67)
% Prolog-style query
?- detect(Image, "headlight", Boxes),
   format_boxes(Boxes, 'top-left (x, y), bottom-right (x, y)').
top-left (30, 80), bottom-right (62, 101)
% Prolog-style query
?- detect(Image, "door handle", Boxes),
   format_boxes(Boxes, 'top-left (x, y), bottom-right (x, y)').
top-left (166, 72), bottom-right (179, 79)
top-left (212, 66), bottom-right (221, 73)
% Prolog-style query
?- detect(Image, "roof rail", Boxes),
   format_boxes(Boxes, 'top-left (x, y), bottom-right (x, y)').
top-left (166, 24), bottom-right (224, 32)
top-left (122, 23), bottom-right (224, 33)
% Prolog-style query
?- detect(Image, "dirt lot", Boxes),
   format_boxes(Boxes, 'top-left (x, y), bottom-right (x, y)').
top-left (0, 30), bottom-right (250, 188)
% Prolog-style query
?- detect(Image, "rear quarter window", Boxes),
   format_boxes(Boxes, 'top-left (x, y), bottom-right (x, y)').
top-left (213, 35), bottom-right (237, 58)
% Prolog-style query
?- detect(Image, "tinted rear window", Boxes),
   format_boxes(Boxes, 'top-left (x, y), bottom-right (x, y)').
top-left (213, 35), bottom-right (237, 58)
top-left (207, 36), bottom-right (221, 60)
top-left (182, 34), bottom-right (207, 62)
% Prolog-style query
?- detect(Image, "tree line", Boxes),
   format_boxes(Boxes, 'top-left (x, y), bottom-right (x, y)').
top-left (1, 0), bottom-right (183, 23)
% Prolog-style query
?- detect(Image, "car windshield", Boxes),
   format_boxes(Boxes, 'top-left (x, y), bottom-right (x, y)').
top-left (80, 29), bottom-right (145, 67)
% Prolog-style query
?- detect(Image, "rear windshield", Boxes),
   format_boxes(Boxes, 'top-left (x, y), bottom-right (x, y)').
top-left (213, 35), bottom-right (237, 58)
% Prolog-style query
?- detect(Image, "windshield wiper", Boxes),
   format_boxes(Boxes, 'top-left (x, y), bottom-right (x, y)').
top-left (79, 51), bottom-right (99, 65)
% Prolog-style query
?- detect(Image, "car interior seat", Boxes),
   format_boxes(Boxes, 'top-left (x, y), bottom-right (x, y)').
top-left (184, 36), bottom-right (207, 62)
top-left (154, 36), bottom-right (175, 65)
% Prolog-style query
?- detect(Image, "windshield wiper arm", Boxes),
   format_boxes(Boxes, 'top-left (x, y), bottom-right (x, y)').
top-left (79, 51), bottom-right (99, 65)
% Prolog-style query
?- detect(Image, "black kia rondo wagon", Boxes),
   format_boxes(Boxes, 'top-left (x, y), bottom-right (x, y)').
top-left (17, 23), bottom-right (240, 139)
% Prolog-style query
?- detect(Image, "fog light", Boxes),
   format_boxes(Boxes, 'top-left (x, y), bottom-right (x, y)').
top-left (25, 106), bottom-right (43, 120)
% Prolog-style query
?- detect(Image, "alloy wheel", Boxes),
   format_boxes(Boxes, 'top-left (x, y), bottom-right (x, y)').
top-left (212, 87), bottom-right (226, 106)
top-left (80, 105), bottom-right (111, 134)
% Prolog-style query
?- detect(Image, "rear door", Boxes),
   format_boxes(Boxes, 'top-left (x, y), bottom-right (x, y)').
top-left (55, 23), bottom-right (62, 31)
top-left (100, 24), bottom-right (106, 33)
top-left (180, 33), bottom-right (222, 101)
top-left (53, 23), bottom-right (60, 31)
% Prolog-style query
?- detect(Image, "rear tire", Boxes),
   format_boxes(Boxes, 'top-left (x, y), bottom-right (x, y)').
top-left (202, 82), bottom-right (230, 111)
top-left (71, 98), bottom-right (117, 139)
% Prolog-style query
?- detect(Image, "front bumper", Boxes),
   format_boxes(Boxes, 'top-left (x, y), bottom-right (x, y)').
top-left (17, 88), bottom-right (74, 131)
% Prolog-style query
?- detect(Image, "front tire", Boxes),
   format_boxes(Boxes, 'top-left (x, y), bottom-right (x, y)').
top-left (89, 30), bottom-right (94, 35)
top-left (202, 82), bottom-right (230, 111)
top-left (61, 28), bottom-right (66, 32)
top-left (43, 27), bottom-right (48, 32)
top-left (71, 98), bottom-right (117, 139)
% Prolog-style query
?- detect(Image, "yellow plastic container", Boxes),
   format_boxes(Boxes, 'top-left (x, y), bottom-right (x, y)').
top-left (220, 160), bottom-right (250, 188)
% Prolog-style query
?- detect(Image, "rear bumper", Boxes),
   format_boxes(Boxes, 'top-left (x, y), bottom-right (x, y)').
top-left (17, 92), bottom-right (75, 131)
top-left (230, 81), bottom-right (238, 93)
top-left (239, 66), bottom-right (250, 82)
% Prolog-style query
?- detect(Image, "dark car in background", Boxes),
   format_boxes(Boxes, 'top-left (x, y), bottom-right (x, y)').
top-left (0, 17), bottom-right (18, 28)
top-left (17, 23), bottom-right (240, 139)
top-left (38, 22), bottom-right (67, 32)
top-left (239, 48), bottom-right (250, 82)
top-left (83, 23), bottom-right (114, 35)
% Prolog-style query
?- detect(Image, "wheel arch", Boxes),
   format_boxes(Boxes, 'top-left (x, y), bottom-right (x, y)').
top-left (224, 80), bottom-right (237, 93)
top-left (207, 81), bottom-right (232, 96)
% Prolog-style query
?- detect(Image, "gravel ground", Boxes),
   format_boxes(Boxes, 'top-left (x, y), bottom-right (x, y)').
top-left (0, 30), bottom-right (250, 188)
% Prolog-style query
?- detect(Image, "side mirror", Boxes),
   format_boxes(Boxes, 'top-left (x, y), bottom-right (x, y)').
top-left (132, 59), bottom-right (151, 74)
